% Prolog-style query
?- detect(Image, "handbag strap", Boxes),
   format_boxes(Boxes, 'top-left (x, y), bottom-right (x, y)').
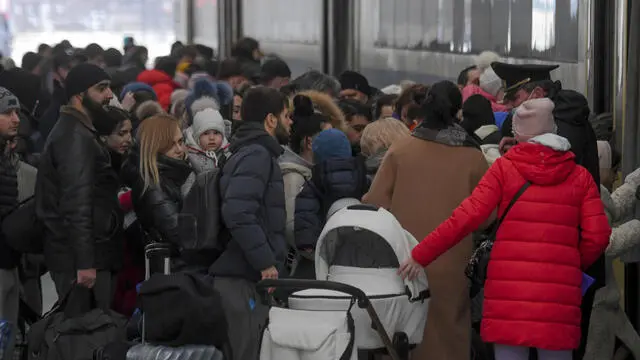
top-left (489, 181), bottom-right (531, 238)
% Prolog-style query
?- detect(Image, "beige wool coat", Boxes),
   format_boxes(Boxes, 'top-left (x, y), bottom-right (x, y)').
top-left (364, 135), bottom-right (488, 360)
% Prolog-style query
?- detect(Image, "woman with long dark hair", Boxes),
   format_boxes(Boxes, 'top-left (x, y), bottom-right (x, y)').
top-left (364, 80), bottom-right (489, 360)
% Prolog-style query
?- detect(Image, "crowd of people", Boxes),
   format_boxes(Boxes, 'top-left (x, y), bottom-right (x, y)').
top-left (0, 35), bottom-right (638, 360)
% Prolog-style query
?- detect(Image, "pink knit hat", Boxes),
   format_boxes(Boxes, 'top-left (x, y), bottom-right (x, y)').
top-left (512, 98), bottom-right (557, 141)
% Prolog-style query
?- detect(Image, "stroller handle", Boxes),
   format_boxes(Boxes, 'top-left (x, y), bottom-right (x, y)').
top-left (256, 279), bottom-right (370, 308)
top-left (257, 279), bottom-right (403, 360)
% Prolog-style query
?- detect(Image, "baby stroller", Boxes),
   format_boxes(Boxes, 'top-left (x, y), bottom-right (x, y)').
top-left (258, 203), bottom-right (430, 360)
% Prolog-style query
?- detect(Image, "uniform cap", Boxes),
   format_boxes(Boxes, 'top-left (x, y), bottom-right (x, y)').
top-left (491, 62), bottom-right (559, 98)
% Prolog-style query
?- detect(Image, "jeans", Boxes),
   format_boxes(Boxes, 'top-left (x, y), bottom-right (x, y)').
top-left (494, 344), bottom-right (572, 360)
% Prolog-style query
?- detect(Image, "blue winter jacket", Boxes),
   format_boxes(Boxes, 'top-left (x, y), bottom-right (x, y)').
top-left (294, 157), bottom-right (369, 250)
top-left (209, 122), bottom-right (287, 282)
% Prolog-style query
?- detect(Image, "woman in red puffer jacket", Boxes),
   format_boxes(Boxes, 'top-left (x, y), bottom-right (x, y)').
top-left (137, 57), bottom-right (181, 111)
top-left (400, 98), bottom-right (611, 360)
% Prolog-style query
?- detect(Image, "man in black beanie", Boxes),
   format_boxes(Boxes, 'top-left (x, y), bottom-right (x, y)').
top-left (36, 63), bottom-right (123, 308)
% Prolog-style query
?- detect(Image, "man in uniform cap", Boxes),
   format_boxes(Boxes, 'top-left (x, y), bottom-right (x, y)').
top-left (36, 63), bottom-right (123, 309)
top-left (493, 62), bottom-right (599, 183)
top-left (492, 61), bottom-right (601, 359)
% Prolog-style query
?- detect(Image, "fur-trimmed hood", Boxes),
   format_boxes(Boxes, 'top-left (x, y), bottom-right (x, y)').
top-left (298, 90), bottom-right (348, 133)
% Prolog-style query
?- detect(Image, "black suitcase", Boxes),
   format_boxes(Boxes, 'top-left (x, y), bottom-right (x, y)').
top-left (94, 243), bottom-right (171, 360)
top-left (95, 243), bottom-right (226, 360)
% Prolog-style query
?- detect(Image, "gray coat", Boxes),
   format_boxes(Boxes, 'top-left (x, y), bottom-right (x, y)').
top-left (583, 184), bottom-right (640, 360)
top-left (209, 122), bottom-right (287, 282)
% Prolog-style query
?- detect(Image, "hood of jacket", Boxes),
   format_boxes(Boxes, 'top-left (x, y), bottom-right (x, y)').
top-left (298, 90), bottom-right (348, 132)
top-left (552, 89), bottom-right (590, 127)
top-left (137, 69), bottom-right (176, 87)
top-left (121, 144), bottom-right (193, 188)
top-left (229, 121), bottom-right (284, 158)
top-left (279, 146), bottom-right (313, 178)
top-left (504, 133), bottom-right (575, 186)
top-left (313, 157), bottom-right (367, 203)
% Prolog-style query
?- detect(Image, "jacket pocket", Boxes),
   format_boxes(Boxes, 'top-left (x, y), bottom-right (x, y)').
top-left (93, 205), bottom-right (121, 243)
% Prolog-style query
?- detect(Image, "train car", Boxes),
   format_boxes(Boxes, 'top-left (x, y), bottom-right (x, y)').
top-left (178, 0), bottom-right (591, 96)
top-left (178, 0), bottom-right (640, 333)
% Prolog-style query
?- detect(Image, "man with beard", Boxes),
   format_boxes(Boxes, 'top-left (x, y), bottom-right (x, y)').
top-left (0, 87), bottom-right (23, 360)
top-left (210, 86), bottom-right (292, 360)
top-left (36, 63), bottom-right (123, 308)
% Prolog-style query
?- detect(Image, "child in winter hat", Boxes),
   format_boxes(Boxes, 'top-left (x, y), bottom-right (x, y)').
top-left (185, 108), bottom-right (230, 173)
top-left (512, 98), bottom-right (557, 142)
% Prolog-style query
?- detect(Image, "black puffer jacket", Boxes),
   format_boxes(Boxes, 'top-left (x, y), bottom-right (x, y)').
top-left (294, 157), bottom-right (369, 249)
top-left (209, 122), bottom-right (287, 282)
top-left (36, 106), bottom-right (123, 272)
top-left (121, 146), bottom-right (192, 246)
top-left (0, 148), bottom-right (19, 269)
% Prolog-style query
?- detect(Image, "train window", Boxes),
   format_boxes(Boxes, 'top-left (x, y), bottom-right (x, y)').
top-left (374, 0), bottom-right (579, 62)
top-left (193, 0), bottom-right (218, 48)
top-left (242, 0), bottom-right (321, 45)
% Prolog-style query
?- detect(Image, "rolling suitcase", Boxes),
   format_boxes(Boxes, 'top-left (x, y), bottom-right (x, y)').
top-left (93, 242), bottom-right (171, 360)
top-left (122, 243), bottom-right (225, 360)
top-left (96, 242), bottom-right (225, 360)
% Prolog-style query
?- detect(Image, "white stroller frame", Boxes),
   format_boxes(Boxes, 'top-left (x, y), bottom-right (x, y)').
top-left (258, 204), bottom-right (430, 360)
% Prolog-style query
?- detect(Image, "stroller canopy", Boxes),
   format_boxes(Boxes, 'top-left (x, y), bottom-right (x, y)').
top-left (314, 204), bottom-right (428, 300)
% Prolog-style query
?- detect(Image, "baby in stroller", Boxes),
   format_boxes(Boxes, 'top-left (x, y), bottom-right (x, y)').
top-left (259, 201), bottom-right (429, 360)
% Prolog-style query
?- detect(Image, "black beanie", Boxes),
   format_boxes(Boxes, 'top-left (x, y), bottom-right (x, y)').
top-left (64, 63), bottom-right (111, 100)
top-left (461, 94), bottom-right (495, 134)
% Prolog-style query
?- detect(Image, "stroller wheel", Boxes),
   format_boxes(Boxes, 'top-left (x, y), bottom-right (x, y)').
top-left (392, 332), bottom-right (410, 360)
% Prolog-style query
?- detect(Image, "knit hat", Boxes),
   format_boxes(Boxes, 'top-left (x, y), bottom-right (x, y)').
top-left (597, 140), bottom-right (612, 170)
top-left (65, 63), bottom-right (110, 100)
top-left (192, 108), bottom-right (226, 142)
top-left (462, 94), bottom-right (495, 134)
top-left (473, 51), bottom-right (500, 71)
top-left (120, 82), bottom-right (157, 101)
top-left (0, 87), bottom-right (20, 114)
top-left (170, 89), bottom-right (190, 117)
top-left (479, 67), bottom-right (503, 97)
top-left (339, 70), bottom-right (372, 96)
top-left (184, 78), bottom-right (233, 122)
top-left (512, 98), bottom-right (557, 140)
top-left (312, 129), bottom-right (352, 163)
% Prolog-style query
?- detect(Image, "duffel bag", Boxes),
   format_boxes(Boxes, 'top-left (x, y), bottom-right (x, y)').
top-left (28, 285), bottom-right (126, 360)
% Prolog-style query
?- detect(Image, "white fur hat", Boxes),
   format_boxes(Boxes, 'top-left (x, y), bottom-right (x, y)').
top-left (479, 67), bottom-right (503, 97)
top-left (474, 51), bottom-right (501, 71)
top-left (512, 98), bottom-right (557, 140)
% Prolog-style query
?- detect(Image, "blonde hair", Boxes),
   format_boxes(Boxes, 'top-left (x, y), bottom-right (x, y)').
top-left (360, 118), bottom-right (410, 156)
top-left (137, 114), bottom-right (181, 192)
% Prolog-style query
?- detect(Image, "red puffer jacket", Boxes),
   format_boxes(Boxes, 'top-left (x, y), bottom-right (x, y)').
top-left (412, 134), bottom-right (610, 350)
top-left (137, 69), bottom-right (180, 110)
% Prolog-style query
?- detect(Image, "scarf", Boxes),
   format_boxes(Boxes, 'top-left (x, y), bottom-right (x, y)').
top-left (413, 123), bottom-right (481, 149)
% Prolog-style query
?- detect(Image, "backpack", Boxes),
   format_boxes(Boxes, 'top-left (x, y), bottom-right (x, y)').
top-left (28, 286), bottom-right (126, 360)
top-left (179, 165), bottom-right (229, 265)
top-left (2, 195), bottom-right (44, 254)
